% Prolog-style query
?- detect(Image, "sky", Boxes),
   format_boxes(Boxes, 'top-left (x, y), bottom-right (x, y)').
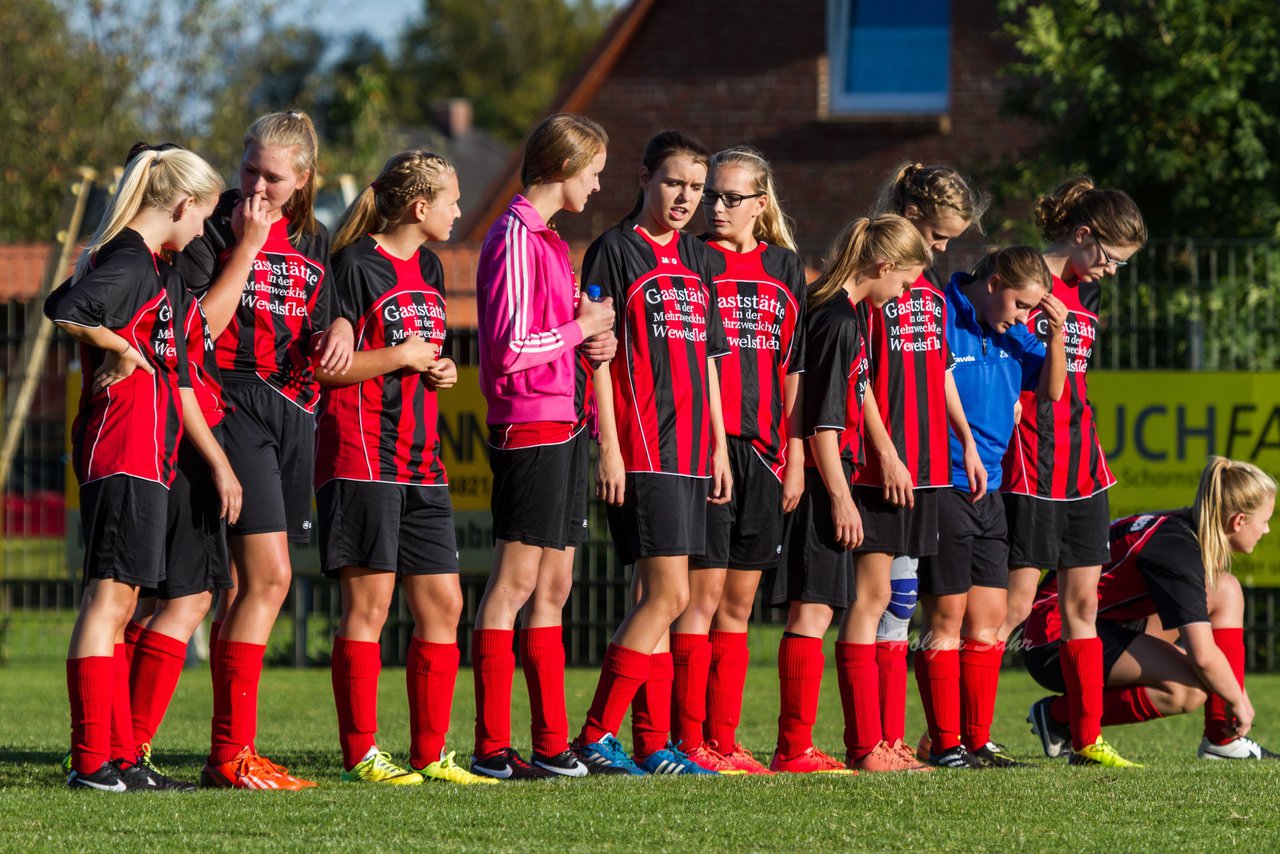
top-left (288, 0), bottom-right (422, 46)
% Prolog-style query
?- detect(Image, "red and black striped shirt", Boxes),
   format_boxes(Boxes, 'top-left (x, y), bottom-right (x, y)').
top-left (1002, 274), bottom-right (1114, 500)
top-left (704, 239), bottom-right (806, 480)
top-left (176, 190), bottom-right (332, 414)
top-left (315, 236), bottom-right (449, 487)
top-left (46, 230), bottom-right (189, 487)
top-left (851, 273), bottom-right (952, 490)
top-left (802, 295), bottom-right (870, 470)
top-left (584, 224), bottom-right (730, 477)
top-left (178, 290), bottom-right (223, 428)
top-left (1023, 509), bottom-right (1209, 648)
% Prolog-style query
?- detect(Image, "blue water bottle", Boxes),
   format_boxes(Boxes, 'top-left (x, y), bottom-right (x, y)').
top-left (587, 284), bottom-right (603, 302)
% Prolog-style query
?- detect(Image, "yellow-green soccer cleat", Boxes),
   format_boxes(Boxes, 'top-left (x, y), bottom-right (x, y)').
top-left (1068, 736), bottom-right (1142, 768)
top-left (416, 751), bottom-right (500, 785)
top-left (341, 748), bottom-right (424, 785)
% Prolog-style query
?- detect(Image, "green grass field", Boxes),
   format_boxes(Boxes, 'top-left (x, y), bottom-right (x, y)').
top-left (3, 627), bottom-right (1280, 852)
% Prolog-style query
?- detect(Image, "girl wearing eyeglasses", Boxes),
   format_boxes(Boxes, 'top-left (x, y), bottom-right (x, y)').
top-left (657, 146), bottom-right (807, 775)
top-left (1000, 176), bottom-right (1147, 768)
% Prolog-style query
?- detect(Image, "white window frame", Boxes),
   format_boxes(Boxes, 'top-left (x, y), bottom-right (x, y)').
top-left (826, 0), bottom-right (950, 115)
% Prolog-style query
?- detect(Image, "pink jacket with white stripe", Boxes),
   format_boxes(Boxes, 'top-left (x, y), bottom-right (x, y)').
top-left (476, 195), bottom-right (585, 425)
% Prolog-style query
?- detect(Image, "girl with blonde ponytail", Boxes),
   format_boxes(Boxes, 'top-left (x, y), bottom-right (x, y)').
top-left (868, 160), bottom-right (985, 768)
top-left (1021, 457), bottom-right (1277, 762)
top-left (314, 151), bottom-right (494, 786)
top-left (45, 145), bottom-right (222, 791)
top-left (660, 145), bottom-right (808, 774)
top-left (765, 214), bottom-right (935, 773)
top-left (174, 109), bottom-right (354, 791)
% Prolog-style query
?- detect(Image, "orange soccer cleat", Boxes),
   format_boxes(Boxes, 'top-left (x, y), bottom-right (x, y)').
top-left (200, 747), bottom-right (317, 790)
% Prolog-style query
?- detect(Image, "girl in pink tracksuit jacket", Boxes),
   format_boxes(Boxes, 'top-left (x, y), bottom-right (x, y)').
top-left (469, 113), bottom-right (616, 780)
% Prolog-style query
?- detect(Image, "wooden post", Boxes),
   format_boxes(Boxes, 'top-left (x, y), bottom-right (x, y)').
top-left (0, 168), bottom-right (97, 491)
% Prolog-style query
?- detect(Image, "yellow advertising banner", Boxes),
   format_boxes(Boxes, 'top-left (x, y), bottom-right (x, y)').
top-left (1090, 371), bottom-right (1280, 586)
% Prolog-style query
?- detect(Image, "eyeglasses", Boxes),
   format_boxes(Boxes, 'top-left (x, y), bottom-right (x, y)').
top-left (700, 190), bottom-right (765, 209)
top-left (1093, 236), bottom-right (1128, 269)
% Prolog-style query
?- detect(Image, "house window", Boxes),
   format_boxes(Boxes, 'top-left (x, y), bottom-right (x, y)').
top-left (827, 0), bottom-right (950, 114)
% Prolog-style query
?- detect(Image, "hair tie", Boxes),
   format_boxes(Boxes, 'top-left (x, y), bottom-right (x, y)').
top-left (370, 181), bottom-right (380, 192)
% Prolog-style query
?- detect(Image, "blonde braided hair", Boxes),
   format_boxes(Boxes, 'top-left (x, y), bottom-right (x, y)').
top-left (332, 150), bottom-right (455, 254)
top-left (876, 162), bottom-right (988, 235)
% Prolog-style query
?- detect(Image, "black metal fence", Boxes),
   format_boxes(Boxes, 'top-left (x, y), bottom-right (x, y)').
top-left (5, 239), bottom-right (1280, 667)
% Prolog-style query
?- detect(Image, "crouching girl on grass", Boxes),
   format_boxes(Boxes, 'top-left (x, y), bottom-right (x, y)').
top-left (1023, 458), bottom-right (1278, 763)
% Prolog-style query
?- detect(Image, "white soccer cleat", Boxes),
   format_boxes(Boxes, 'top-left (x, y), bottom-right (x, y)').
top-left (1197, 736), bottom-right (1280, 760)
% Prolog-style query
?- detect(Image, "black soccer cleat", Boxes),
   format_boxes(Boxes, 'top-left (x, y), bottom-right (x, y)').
top-left (470, 747), bottom-right (554, 780)
top-left (971, 741), bottom-right (1034, 768)
top-left (928, 745), bottom-right (987, 769)
top-left (531, 748), bottom-right (589, 778)
top-left (1028, 696), bottom-right (1072, 758)
top-left (66, 762), bottom-right (129, 793)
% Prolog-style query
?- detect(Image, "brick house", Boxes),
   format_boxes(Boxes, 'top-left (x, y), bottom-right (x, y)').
top-left (458, 0), bottom-right (1039, 266)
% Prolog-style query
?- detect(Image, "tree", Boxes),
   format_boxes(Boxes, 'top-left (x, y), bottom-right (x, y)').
top-left (396, 0), bottom-right (611, 144)
top-left (997, 0), bottom-right (1280, 238)
top-left (0, 0), bottom-right (141, 241)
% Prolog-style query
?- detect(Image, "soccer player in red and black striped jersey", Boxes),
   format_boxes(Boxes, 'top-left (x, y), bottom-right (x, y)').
top-left (766, 214), bottom-right (930, 774)
top-left (1024, 458), bottom-right (1277, 764)
top-left (997, 176), bottom-right (1147, 767)
top-left (98, 144), bottom-right (243, 790)
top-left (471, 115), bottom-right (615, 781)
top-left (176, 111), bottom-right (354, 790)
top-left (48, 147), bottom-right (223, 792)
top-left (664, 146), bottom-right (806, 776)
top-left (840, 164), bottom-right (988, 772)
top-left (313, 151), bottom-right (493, 786)
top-left (571, 131), bottom-right (732, 776)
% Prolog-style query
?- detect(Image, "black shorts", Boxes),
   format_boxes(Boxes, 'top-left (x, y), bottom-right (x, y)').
top-left (1005, 490), bottom-right (1111, 570)
top-left (917, 490), bottom-right (1009, 596)
top-left (488, 428), bottom-right (590, 550)
top-left (851, 486), bottom-right (941, 558)
top-left (318, 480), bottom-right (460, 577)
top-left (1022, 619), bottom-right (1143, 693)
top-left (220, 377), bottom-right (314, 544)
top-left (80, 475), bottom-right (169, 588)
top-left (151, 428), bottom-right (233, 600)
top-left (767, 466), bottom-right (854, 609)
top-left (693, 438), bottom-right (784, 571)
top-left (606, 473), bottom-right (708, 565)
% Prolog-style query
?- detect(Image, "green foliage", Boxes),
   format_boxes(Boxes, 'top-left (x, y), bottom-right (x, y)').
top-left (396, 0), bottom-right (610, 145)
top-left (0, 0), bottom-right (141, 241)
top-left (996, 0), bottom-right (1280, 239)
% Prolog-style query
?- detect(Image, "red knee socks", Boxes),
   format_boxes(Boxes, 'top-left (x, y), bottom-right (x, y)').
top-left (129, 628), bottom-right (188, 754)
top-left (777, 636), bottom-right (825, 759)
top-left (1204, 627), bottom-right (1246, 744)
top-left (960, 638), bottom-right (1004, 750)
top-left (1060, 637), bottom-right (1104, 750)
top-left (331, 637), bottom-right (382, 769)
top-left (408, 638), bottom-right (460, 768)
top-left (835, 641), bottom-right (882, 761)
top-left (671, 633), bottom-right (711, 751)
top-left (875, 640), bottom-right (909, 744)
top-left (631, 651), bottom-right (674, 759)
top-left (110, 642), bottom-right (135, 763)
top-left (471, 628), bottom-right (515, 758)
top-left (706, 630), bottom-right (749, 749)
top-left (578, 644), bottom-right (651, 746)
top-left (521, 626), bottom-right (569, 757)
top-left (67, 656), bottom-right (115, 775)
top-left (915, 647), bottom-right (961, 753)
top-left (209, 640), bottom-right (266, 765)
